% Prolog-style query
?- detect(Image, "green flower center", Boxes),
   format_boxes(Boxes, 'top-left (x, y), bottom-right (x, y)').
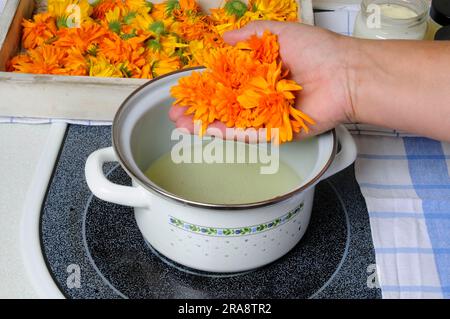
top-left (108, 21), bottom-right (121, 34)
top-left (123, 12), bottom-right (137, 25)
top-left (225, 0), bottom-right (247, 18)
top-left (120, 29), bottom-right (137, 40)
top-left (146, 1), bottom-right (154, 12)
top-left (87, 44), bottom-right (98, 56)
top-left (149, 21), bottom-right (165, 35)
top-left (146, 39), bottom-right (162, 51)
top-left (165, 0), bottom-right (180, 15)
top-left (119, 64), bottom-right (132, 77)
top-left (56, 16), bottom-right (69, 29)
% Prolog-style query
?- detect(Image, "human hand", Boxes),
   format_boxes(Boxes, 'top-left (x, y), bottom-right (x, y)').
top-left (169, 20), bottom-right (357, 141)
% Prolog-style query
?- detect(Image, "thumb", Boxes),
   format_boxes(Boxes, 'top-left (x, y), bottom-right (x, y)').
top-left (222, 20), bottom-right (288, 45)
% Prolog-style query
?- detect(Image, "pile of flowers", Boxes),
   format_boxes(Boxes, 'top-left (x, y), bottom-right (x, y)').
top-left (7, 0), bottom-right (300, 78)
top-left (171, 31), bottom-right (315, 143)
top-left (8, 0), bottom-right (313, 142)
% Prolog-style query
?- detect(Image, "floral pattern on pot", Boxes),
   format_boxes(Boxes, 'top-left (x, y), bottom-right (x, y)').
top-left (168, 202), bottom-right (304, 237)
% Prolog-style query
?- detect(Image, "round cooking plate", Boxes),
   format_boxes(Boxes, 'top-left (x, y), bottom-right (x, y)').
top-left (39, 125), bottom-right (381, 299)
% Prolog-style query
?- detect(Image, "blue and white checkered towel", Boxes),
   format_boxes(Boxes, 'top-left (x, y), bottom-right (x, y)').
top-left (354, 136), bottom-right (450, 299)
top-left (314, 5), bottom-right (449, 299)
top-left (0, 0), bottom-right (6, 15)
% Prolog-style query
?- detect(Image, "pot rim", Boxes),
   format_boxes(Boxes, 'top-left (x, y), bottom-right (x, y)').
top-left (112, 67), bottom-right (337, 210)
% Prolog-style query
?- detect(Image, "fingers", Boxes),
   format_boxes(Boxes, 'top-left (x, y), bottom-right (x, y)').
top-left (168, 105), bottom-right (188, 122)
top-left (175, 114), bottom-right (195, 133)
top-left (206, 121), bottom-right (227, 137)
top-left (207, 124), bottom-right (260, 143)
top-left (223, 20), bottom-right (288, 45)
top-left (171, 103), bottom-right (325, 143)
top-left (174, 115), bottom-right (228, 137)
top-left (171, 105), bottom-right (329, 142)
top-left (293, 125), bottom-right (330, 141)
top-left (174, 116), bottom-right (261, 143)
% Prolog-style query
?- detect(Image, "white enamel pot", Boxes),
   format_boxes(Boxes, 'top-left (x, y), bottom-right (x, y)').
top-left (85, 67), bottom-right (357, 273)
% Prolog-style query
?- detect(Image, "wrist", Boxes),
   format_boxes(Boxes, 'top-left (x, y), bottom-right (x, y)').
top-left (341, 36), bottom-right (365, 124)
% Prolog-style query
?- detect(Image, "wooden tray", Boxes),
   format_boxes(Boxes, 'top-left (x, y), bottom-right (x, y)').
top-left (0, 0), bottom-right (314, 121)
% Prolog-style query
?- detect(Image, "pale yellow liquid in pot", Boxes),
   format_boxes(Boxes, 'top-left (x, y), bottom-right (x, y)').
top-left (144, 150), bottom-right (302, 205)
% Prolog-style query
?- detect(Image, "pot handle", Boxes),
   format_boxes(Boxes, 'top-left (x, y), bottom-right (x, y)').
top-left (85, 147), bottom-right (148, 208)
top-left (320, 125), bottom-right (357, 181)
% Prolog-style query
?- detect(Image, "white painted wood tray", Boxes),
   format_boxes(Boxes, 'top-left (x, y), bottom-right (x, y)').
top-left (0, 0), bottom-right (314, 121)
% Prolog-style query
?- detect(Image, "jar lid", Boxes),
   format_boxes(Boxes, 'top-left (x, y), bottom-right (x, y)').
top-left (431, 0), bottom-right (450, 26)
top-left (434, 26), bottom-right (450, 40)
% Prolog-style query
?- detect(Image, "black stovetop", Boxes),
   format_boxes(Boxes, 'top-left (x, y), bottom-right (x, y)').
top-left (40, 125), bottom-right (381, 299)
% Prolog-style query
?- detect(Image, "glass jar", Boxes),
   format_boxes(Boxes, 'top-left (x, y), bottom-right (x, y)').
top-left (353, 0), bottom-right (429, 40)
top-left (425, 0), bottom-right (450, 40)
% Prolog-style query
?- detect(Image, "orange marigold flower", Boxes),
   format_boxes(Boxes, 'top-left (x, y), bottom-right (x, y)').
top-left (248, 0), bottom-right (299, 22)
top-left (63, 48), bottom-right (88, 75)
top-left (8, 45), bottom-right (67, 75)
top-left (150, 3), bottom-right (167, 20)
top-left (6, 54), bottom-right (32, 73)
top-left (98, 31), bottom-right (146, 63)
top-left (151, 53), bottom-right (182, 77)
top-left (171, 71), bottom-right (217, 131)
top-left (47, 0), bottom-right (93, 28)
top-left (203, 45), bottom-right (259, 91)
top-left (129, 46), bottom-right (148, 68)
top-left (170, 31), bottom-right (314, 142)
top-left (176, 15), bottom-right (212, 41)
top-left (178, 0), bottom-right (200, 12)
top-left (124, 0), bottom-right (153, 14)
top-left (8, 0), bottom-right (301, 89)
top-left (236, 30), bottom-right (279, 64)
top-left (209, 8), bottom-right (237, 35)
top-left (88, 54), bottom-right (122, 77)
top-left (54, 22), bottom-right (109, 52)
top-left (22, 13), bottom-right (58, 50)
top-left (92, 0), bottom-right (126, 19)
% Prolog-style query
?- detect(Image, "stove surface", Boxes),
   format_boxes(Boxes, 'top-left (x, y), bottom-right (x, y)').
top-left (40, 125), bottom-right (381, 299)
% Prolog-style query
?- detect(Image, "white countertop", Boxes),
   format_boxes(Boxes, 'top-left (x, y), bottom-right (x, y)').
top-left (0, 123), bottom-right (67, 299)
top-left (0, 124), bottom-right (51, 298)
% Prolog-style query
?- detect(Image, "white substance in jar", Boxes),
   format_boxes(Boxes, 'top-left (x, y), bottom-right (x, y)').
top-left (380, 4), bottom-right (418, 19)
top-left (353, 0), bottom-right (428, 40)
